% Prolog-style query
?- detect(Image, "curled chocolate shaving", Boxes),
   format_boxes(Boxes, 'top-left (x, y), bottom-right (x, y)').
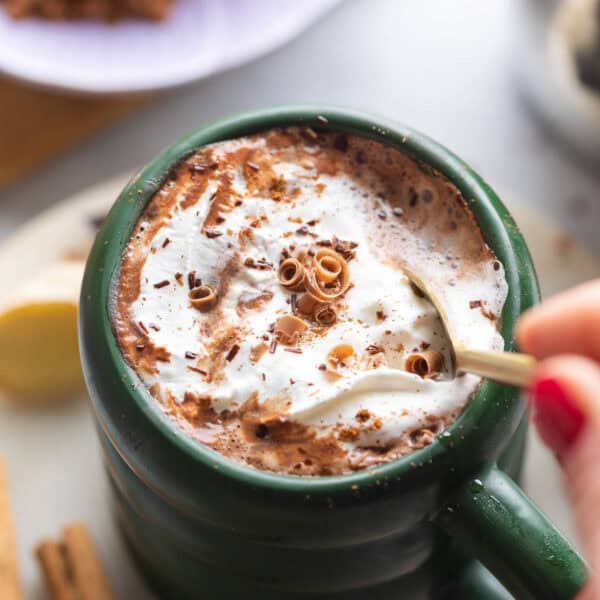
top-left (405, 351), bottom-right (443, 378)
top-left (314, 304), bottom-right (337, 326)
top-left (313, 248), bottom-right (342, 283)
top-left (278, 258), bottom-right (305, 290)
top-left (189, 285), bottom-right (217, 312)
top-left (305, 249), bottom-right (350, 302)
top-left (274, 315), bottom-right (307, 346)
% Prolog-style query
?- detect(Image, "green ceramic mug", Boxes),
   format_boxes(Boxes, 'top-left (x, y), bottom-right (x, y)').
top-left (79, 106), bottom-right (587, 600)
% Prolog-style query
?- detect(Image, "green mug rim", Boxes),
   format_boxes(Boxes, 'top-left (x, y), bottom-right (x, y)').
top-left (84, 105), bottom-right (539, 495)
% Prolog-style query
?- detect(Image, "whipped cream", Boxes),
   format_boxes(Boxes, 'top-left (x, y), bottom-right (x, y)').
top-left (114, 129), bottom-right (507, 474)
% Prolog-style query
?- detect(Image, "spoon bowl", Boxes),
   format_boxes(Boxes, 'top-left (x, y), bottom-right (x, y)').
top-left (403, 267), bottom-right (537, 387)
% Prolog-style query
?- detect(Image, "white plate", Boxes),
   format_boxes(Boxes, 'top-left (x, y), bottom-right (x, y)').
top-left (0, 176), bottom-right (597, 597)
top-left (0, 0), bottom-right (340, 95)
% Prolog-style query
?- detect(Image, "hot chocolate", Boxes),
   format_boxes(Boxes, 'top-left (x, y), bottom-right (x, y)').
top-left (113, 127), bottom-right (507, 475)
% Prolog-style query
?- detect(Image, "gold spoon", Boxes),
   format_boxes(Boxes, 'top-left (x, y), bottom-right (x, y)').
top-left (404, 268), bottom-right (537, 387)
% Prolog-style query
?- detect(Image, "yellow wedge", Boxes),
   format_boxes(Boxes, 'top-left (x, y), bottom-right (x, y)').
top-left (0, 260), bottom-right (85, 402)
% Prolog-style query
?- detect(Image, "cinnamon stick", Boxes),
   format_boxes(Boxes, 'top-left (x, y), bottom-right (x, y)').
top-left (62, 522), bottom-right (114, 600)
top-left (0, 459), bottom-right (22, 600)
top-left (35, 540), bottom-right (76, 600)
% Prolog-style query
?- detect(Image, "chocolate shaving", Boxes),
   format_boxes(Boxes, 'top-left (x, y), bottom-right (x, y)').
top-left (247, 161), bottom-right (260, 171)
top-left (135, 344), bottom-right (145, 351)
top-left (284, 347), bottom-right (303, 354)
top-left (269, 340), bottom-right (278, 354)
top-left (226, 344), bottom-right (240, 362)
top-left (185, 351), bottom-right (198, 359)
top-left (188, 271), bottom-right (196, 289)
top-left (149, 323), bottom-right (161, 332)
top-left (153, 280), bottom-right (170, 289)
top-left (187, 366), bottom-right (208, 376)
top-left (175, 272), bottom-right (183, 284)
top-left (189, 285), bottom-right (217, 312)
top-left (291, 293), bottom-right (297, 313)
top-left (469, 300), bottom-right (482, 309)
top-left (205, 228), bottom-right (223, 239)
top-left (162, 238), bottom-right (171, 248)
top-left (366, 344), bottom-right (383, 355)
top-left (245, 257), bottom-right (274, 270)
top-left (138, 321), bottom-right (149, 334)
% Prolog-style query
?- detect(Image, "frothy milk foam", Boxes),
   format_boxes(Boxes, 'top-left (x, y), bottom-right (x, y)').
top-left (113, 128), bottom-right (507, 475)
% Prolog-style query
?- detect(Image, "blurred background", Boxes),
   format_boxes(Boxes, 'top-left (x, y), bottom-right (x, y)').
top-left (0, 0), bottom-right (599, 598)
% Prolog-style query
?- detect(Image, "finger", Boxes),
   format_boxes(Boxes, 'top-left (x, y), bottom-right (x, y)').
top-left (516, 279), bottom-right (600, 362)
top-left (529, 356), bottom-right (600, 587)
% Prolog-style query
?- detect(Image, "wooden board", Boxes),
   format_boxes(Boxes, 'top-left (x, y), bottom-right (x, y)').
top-left (0, 78), bottom-right (146, 189)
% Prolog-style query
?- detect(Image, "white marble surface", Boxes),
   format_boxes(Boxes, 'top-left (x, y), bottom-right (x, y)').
top-left (0, 0), bottom-right (598, 597)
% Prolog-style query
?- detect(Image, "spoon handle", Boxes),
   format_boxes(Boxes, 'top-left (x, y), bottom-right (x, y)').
top-left (455, 349), bottom-right (537, 388)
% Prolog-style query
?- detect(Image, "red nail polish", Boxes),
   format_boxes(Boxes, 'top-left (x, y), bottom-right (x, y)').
top-left (530, 377), bottom-right (585, 458)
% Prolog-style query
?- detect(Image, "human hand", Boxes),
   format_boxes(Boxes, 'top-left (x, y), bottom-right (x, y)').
top-left (517, 279), bottom-right (600, 600)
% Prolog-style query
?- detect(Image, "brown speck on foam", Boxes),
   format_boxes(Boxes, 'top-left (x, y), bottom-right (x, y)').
top-left (469, 300), bottom-right (482, 309)
top-left (185, 351), bottom-right (198, 359)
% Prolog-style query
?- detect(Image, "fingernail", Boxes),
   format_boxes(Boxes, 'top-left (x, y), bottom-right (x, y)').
top-left (530, 377), bottom-right (585, 458)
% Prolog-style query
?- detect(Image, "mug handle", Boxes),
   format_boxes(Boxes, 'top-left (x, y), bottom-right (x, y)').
top-left (434, 464), bottom-right (587, 600)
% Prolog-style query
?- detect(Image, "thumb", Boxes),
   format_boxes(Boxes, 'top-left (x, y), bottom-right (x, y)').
top-left (529, 355), bottom-right (600, 598)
